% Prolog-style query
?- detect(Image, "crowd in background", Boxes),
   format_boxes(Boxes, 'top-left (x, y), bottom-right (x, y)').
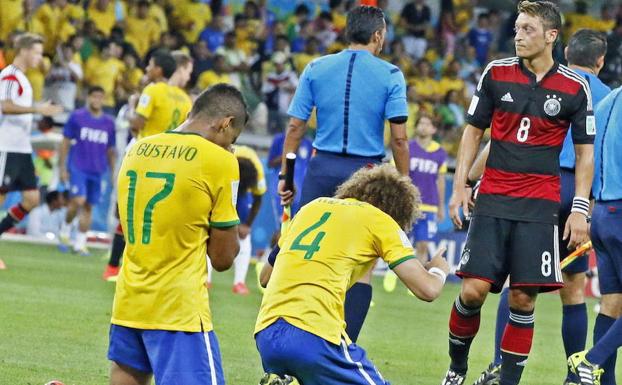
top-left (2, 0), bottom-right (622, 237)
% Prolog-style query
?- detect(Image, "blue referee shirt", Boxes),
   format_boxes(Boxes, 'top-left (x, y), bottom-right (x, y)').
top-left (288, 49), bottom-right (408, 157)
top-left (593, 86), bottom-right (622, 201)
top-left (559, 69), bottom-right (611, 169)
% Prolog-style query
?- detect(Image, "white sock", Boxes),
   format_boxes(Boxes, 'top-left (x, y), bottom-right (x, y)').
top-left (74, 231), bottom-right (87, 251)
top-left (233, 235), bottom-right (252, 285)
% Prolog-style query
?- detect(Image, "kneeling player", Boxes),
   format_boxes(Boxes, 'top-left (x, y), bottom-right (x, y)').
top-left (255, 164), bottom-right (449, 385)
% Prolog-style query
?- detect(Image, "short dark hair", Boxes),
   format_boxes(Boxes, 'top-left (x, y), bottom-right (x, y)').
top-left (15, 33), bottom-right (44, 53)
top-left (190, 84), bottom-right (248, 130)
top-left (345, 6), bottom-right (385, 45)
top-left (294, 4), bottom-right (310, 16)
top-left (45, 190), bottom-right (61, 205)
top-left (567, 29), bottom-right (607, 68)
top-left (517, 1), bottom-right (561, 31)
top-left (88, 85), bottom-right (105, 95)
top-left (237, 157), bottom-right (258, 193)
top-left (151, 49), bottom-right (177, 79)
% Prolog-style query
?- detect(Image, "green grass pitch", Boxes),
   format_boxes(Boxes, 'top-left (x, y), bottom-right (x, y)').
top-left (0, 241), bottom-right (618, 384)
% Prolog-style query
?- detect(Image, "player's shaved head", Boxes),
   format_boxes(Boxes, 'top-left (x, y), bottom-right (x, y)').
top-left (190, 83), bottom-right (248, 132)
top-left (335, 164), bottom-right (422, 231)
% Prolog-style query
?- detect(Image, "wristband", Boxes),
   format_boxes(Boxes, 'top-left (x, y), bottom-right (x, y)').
top-left (278, 173), bottom-right (286, 180)
top-left (571, 197), bottom-right (590, 217)
top-left (428, 267), bottom-right (447, 285)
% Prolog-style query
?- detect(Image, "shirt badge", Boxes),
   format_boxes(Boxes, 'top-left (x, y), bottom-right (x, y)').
top-left (544, 95), bottom-right (561, 117)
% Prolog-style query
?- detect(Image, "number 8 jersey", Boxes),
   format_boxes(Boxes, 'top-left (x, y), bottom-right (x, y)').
top-left (467, 57), bottom-right (595, 224)
top-left (255, 197), bottom-right (415, 345)
top-left (112, 131), bottom-right (240, 333)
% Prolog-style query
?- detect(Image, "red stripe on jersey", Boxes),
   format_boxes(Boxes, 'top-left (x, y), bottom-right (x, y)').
top-left (479, 168), bottom-right (560, 202)
top-left (540, 72), bottom-right (582, 95)
top-left (1, 75), bottom-right (23, 96)
top-left (491, 64), bottom-right (530, 84)
top-left (491, 110), bottom-right (569, 147)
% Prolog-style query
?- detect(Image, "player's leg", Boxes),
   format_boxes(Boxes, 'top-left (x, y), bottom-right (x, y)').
top-left (345, 266), bottom-right (374, 342)
top-left (60, 169), bottom-right (88, 248)
top-left (559, 270), bottom-right (587, 383)
top-left (108, 325), bottom-right (153, 385)
top-left (233, 234), bottom-right (252, 294)
top-left (143, 329), bottom-right (225, 385)
top-left (74, 202), bottom-right (92, 255)
top-left (0, 153), bottom-right (39, 235)
top-left (443, 215), bottom-right (508, 383)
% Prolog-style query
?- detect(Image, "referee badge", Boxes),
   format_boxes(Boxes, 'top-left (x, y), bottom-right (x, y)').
top-left (544, 95), bottom-right (561, 117)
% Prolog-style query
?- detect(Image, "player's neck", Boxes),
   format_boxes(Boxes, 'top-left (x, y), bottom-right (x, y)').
top-left (348, 43), bottom-right (377, 56)
top-left (12, 56), bottom-right (28, 72)
top-left (569, 64), bottom-right (596, 76)
top-left (522, 54), bottom-right (555, 81)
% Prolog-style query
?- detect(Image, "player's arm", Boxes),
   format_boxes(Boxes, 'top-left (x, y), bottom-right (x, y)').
top-left (467, 140), bottom-right (490, 183)
top-left (0, 100), bottom-right (61, 116)
top-left (387, 69), bottom-right (409, 175)
top-left (259, 262), bottom-right (273, 288)
top-left (107, 147), bottom-right (117, 183)
top-left (437, 166), bottom-right (446, 222)
top-left (393, 248), bottom-right (448, 302)
top-left (208, 226), bottom-right (240, 271)
top-left (131, 86), bottom-right (155, 136)
top-left (389, 120), bottom-right (409, 175)
top-left (449, 124), bottom-right (485, 228)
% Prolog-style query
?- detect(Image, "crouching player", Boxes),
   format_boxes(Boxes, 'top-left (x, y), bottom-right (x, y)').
top-left (255, 164), bottom-right (449, 385)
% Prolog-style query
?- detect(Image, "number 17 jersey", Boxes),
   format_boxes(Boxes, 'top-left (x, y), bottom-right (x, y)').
top-left (467, 57), bottom-right (595, 224)
top-left (112, 131), bottom-right (240, 332)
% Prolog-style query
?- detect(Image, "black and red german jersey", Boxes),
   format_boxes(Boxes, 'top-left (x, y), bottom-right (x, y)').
top-left (467, 57), bottom-right (595, 224)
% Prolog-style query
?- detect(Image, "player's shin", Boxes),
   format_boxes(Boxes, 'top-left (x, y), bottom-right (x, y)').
top-left (500, 308), bottom-right (534, 385)
top-left (0, 203), bottom-right (29, 234)
top-left (448, 296), bottom-right (482, 374)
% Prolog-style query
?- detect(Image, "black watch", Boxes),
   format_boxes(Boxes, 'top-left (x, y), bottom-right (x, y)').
top-left (586, 215), bottom-right (592, 223)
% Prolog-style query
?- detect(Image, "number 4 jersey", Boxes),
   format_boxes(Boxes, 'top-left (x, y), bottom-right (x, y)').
top-left (467, 57), bottom-right (595, 224)
top-left (112, 131), bottom-right (240, 332)
top-left (255, 197), bottom-right (416, 345)
top-left (135, 81), bottom-right (192, 139)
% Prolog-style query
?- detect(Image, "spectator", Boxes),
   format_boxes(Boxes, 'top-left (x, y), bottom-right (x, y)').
top-left (262, 51), bottom-right (298, 134)
top-left (330, 0), bottom-right (347, 32)
top-left (438, 59), bottom-right (467, 105)
top-left (172, 0), bottom-right (212, 44)
top-left (217, 31), bottom-right (249, 89)
top-left (389, 39), bottom-right (415, 78)
top-left (149, 0), bottom-right (169, 34)
top-left (290, 20), bottom-right (313, 54)
top-left (190, 41), bottom-right (213, 86)
top-left (26, 190), bottom-right (65, 238)
top-left (88, 0), bottom-right (122, 37)
top-left (315, 11), bottom-right (337, 51)
top-left (124, 0), bottom-right (161, 59)
top-left (119, 50), bottom-right (144, 100)
top-left (45, 43), bottom-right (82, 111)
top-left (58, 86), bottom-right (116, 256)
top-left (411, 59), bottom-right (440, 104)
top-left (34, 0), bottom-right (78, 55)
top-left (468, 13), bottom-right (494, 66)
top-left (197, 54), bottom-right (231, 90)
top-left (293, 37), bottom-right (320, 75)
top-left (199, 15), bottom-right (226, 54)
top-left (438, 9), bottom-right (458, 58)
top-left (84, 39), bottom-right (125, 113)
top-left (437, 89), bottom-right (465, 131)
top-left (400, 0), bottom-right (431, 59)
top-left (286, 4), bottom-right (311, 44)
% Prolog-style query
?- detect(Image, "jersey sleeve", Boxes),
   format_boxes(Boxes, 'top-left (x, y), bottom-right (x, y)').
top-left (287, 63), bottom-right (314, 121)
top-left (208, 152), bottom-right (241, 228)
top-left (135, 84), bottom-right (156, 119)
top-left (384, 68), bottom-right (408, 120)
top-left (371, 211), bottom-right (416, 269)
top-left (570, 84), bottom-right (596, 145)
top-left (466, 65), bottom-right (495, 130)
top-left (63, 113), bottom-right (78, 139)
top-left (0, 74), bottom-right (21, 101)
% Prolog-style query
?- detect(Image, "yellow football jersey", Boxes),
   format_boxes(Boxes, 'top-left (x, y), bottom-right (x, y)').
top-left (112, 131), bottom-right (240, 332)
top-left (234, 145), bottom-right (266, 196)
top-left (255, 198), bottom-right (415, 345)
top-left (135, 82), bottom-right (192, 139)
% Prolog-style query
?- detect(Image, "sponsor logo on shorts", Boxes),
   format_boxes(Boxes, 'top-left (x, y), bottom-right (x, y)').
top-left (459, 248), bottom-right (470, 267)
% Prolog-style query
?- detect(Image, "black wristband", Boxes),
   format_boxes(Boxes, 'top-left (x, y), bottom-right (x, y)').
top-left (466, 179), bottom-right (477, 188)
top-left (278, 173), bottom-right (286, 180)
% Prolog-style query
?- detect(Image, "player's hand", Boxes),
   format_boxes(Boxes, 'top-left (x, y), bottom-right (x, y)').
top-left (449, 186), bottom-right (472, 229)
top-left (427, 246), bottom-right (449, 275)
top-left (277, 179), bottom-right (295, 206)
top-left (36, 101), bottom-right (63, 116)
top-left (563, 212), bottom-right (589, 250)
top-left (238, 223), bottom-right (251, 239)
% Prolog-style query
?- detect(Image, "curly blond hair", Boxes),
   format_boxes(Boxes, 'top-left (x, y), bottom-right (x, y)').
top-left (335, 163), bottom-right (422, 230)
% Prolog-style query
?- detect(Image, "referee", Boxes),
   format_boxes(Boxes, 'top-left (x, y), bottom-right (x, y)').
top-left (275, 5), bottom-right (409, 343)
top-left (568, 85), bottom-right (622, 385)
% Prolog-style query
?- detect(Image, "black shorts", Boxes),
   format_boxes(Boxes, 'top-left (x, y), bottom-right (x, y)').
top-left (0, 151), bottom-right (37, 193)
top-left (456, 215), bottom-right (563, 293)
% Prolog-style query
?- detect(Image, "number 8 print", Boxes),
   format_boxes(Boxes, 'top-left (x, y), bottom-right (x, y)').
top-left (517, 117), bottom-right (530, 143)
top-left (541, 251), bottom-right (552, 277)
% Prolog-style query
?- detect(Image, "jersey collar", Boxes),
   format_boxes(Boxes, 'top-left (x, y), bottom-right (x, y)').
top-left (518, 58), bottom-right (559, 85)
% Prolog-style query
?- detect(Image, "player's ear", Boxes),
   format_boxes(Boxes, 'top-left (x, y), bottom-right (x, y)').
top-left (217, 116), bottom-right (234, 132)
top-left (546, 29), bottom-right (558, 44)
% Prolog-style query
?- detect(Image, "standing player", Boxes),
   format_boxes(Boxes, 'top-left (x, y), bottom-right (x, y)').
top-left (108, 84), bottom-right (247, 385)
top-left (256, 164), bottom-right (449, 385)
top-left (441, 2), bottom-right (594, 385)
top-left (0, 33), bottom-right (62, 237)
top-left (568, 81), bottom-right (622, 385)
top-left (169, 50), bottom-right (194, 97)
top-left (58, 86), bottom-right (117, 255)
top-left (274, 5), bottom-right (410, 343)
top-left (408, 112), bottom-right (447, 263)
top-left (474, 28), bottom-right (611, 385)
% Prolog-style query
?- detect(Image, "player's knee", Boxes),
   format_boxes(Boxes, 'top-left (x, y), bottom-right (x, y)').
top-left (508, 288), bottom-right (537, 311)
top-left (600, 294), bottom-right (622, 319)
top-left (460, 284), bottom-right (487, 307)
top-left (560, 274), bottom-right (585, 305)
top-left (21, 190), bottom-right (40, 210)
